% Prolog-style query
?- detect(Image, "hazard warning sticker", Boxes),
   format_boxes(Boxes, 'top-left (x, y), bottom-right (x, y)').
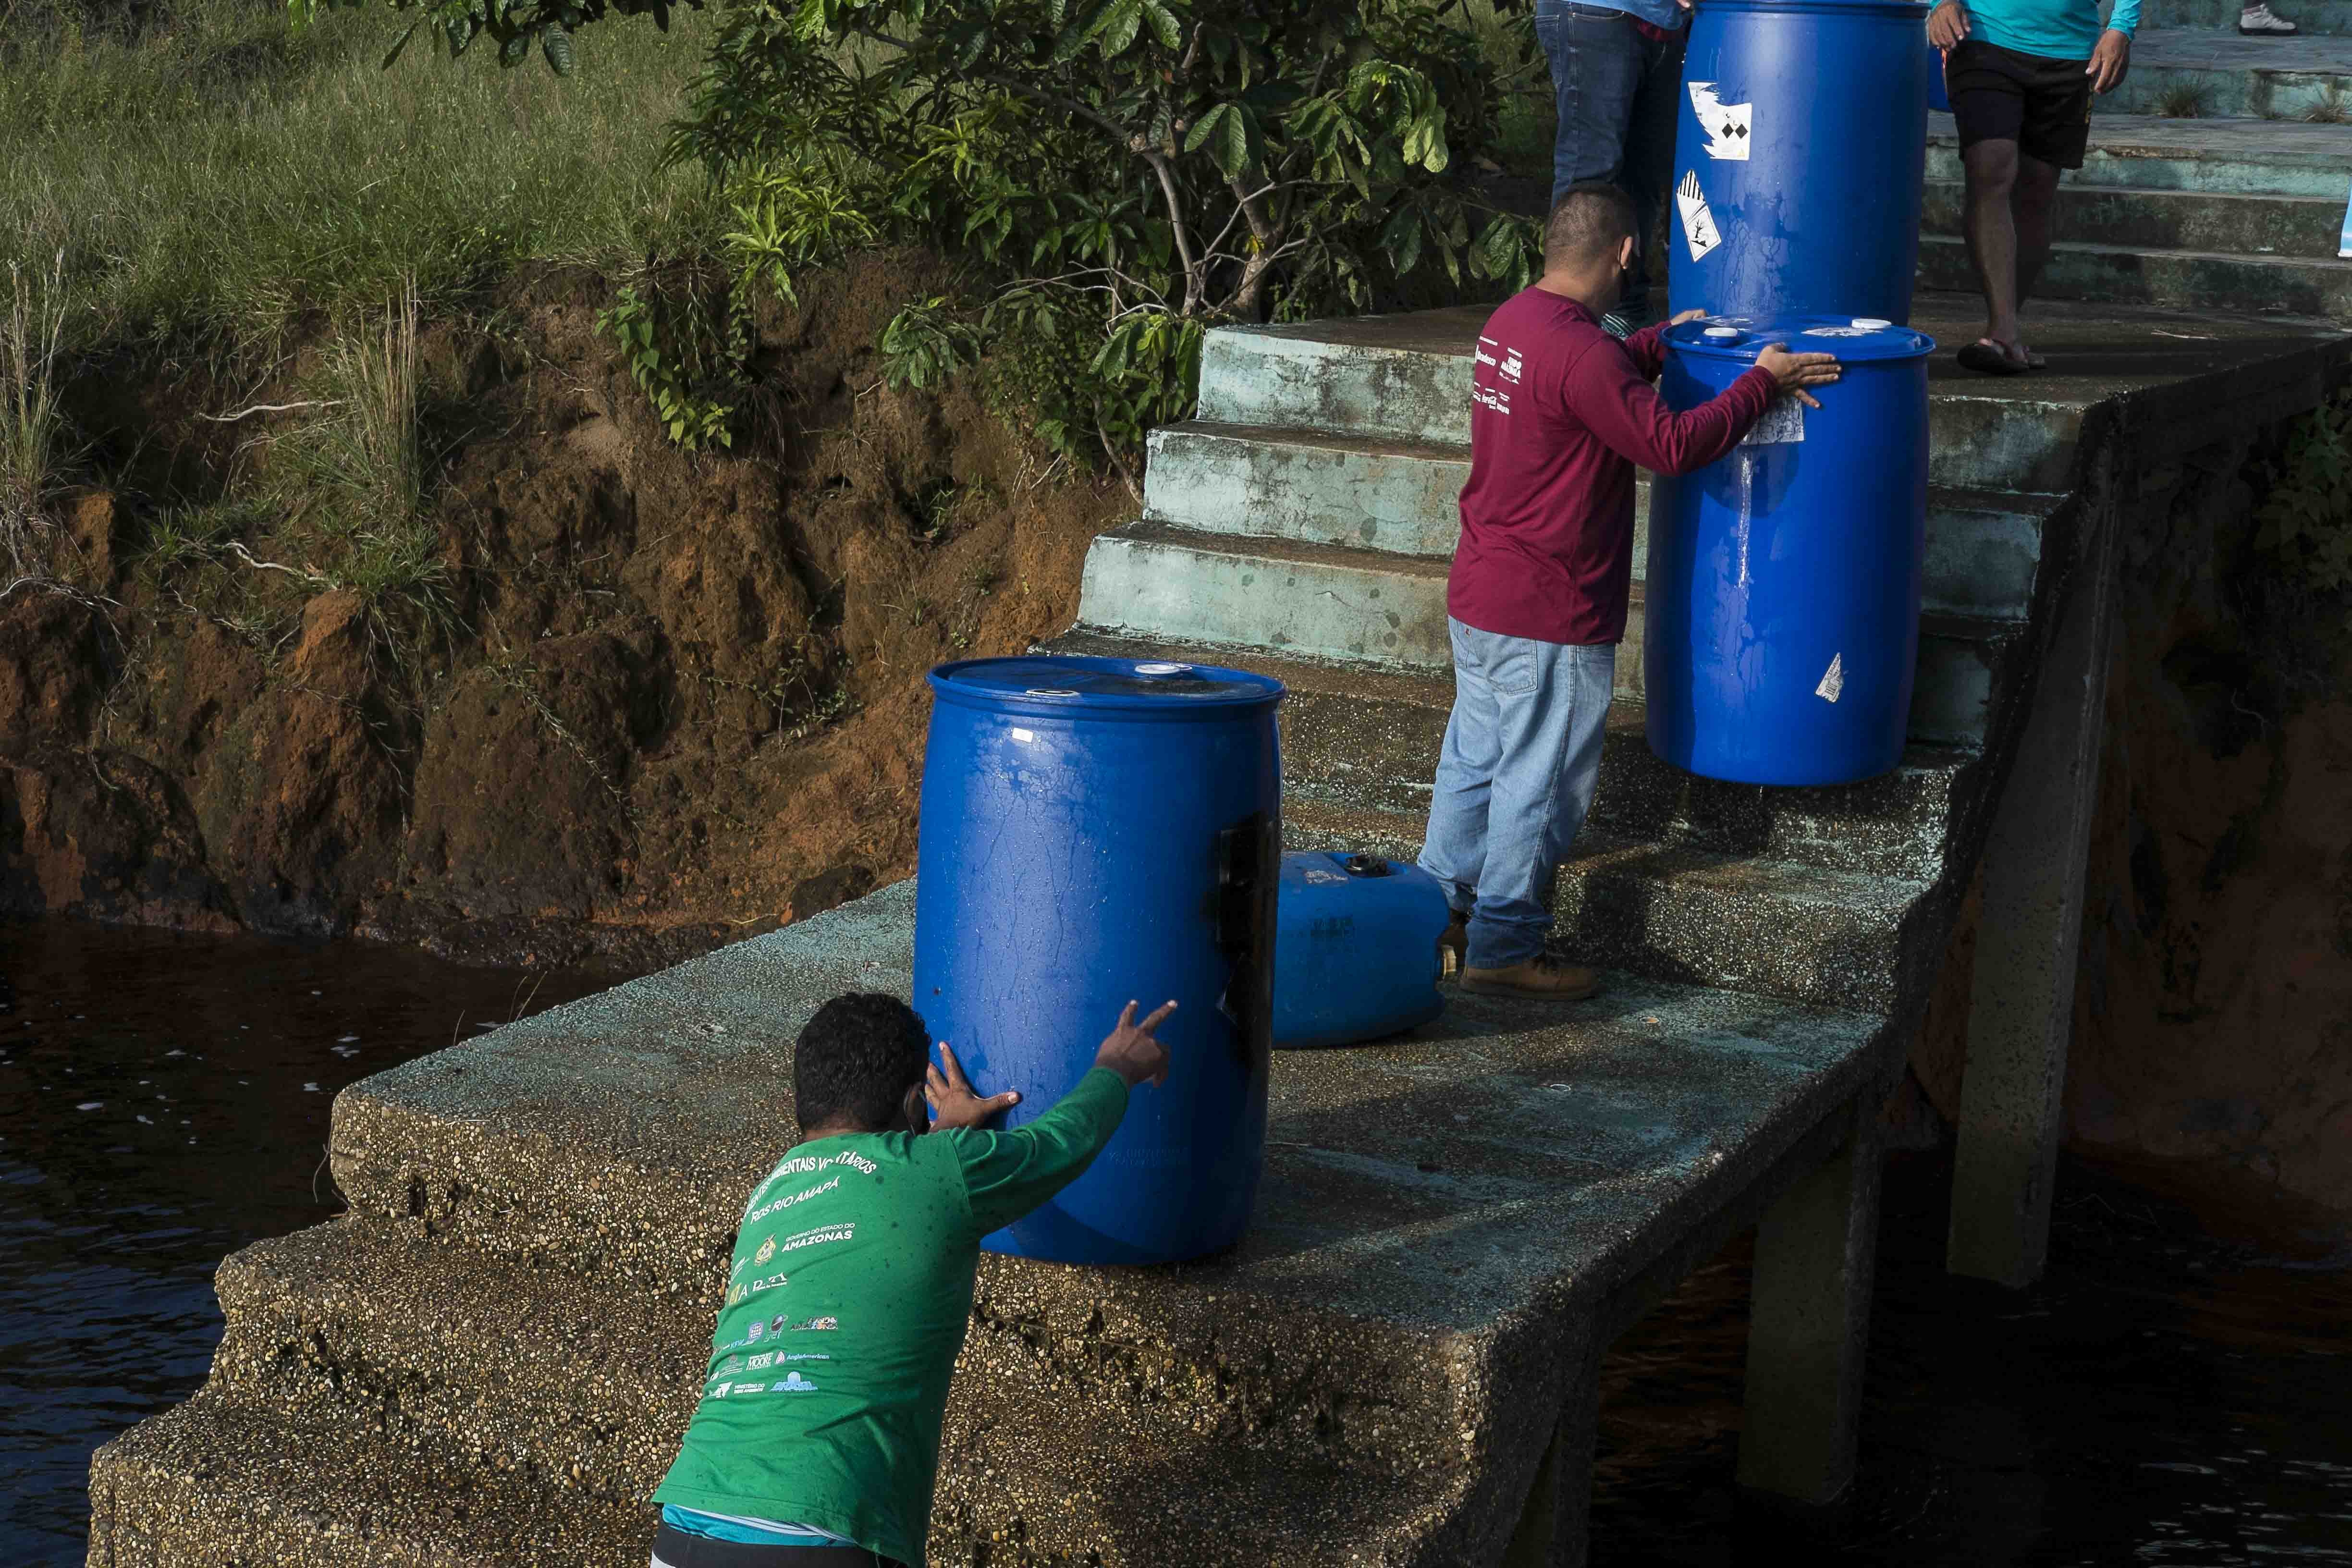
top-left (1676, 172), bottom-right (1721, 262)
top-left (1688, 83), bottom-right (1753, 161)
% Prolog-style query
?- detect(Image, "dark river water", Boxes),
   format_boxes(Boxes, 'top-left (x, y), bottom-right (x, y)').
top-left (3, 919), bottom-right (2350, 1567)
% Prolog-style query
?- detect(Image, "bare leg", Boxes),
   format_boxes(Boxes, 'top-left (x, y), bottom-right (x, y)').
top-left (1961, 138), bottom-right (2028, 366)
top-left (2009, 154), bottom-right (2063, 364)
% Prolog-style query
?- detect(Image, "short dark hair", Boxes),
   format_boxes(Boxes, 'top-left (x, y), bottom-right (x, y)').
top-left (1544, 182), bottom-right (1637, 271)
top-left (793, 993), bottom-right (930, 1133)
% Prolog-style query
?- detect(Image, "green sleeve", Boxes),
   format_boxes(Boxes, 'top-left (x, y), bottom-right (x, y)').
top-left (951, 1067), bottom-right (1130, 1236)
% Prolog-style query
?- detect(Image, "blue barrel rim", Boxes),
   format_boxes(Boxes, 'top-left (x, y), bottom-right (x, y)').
top-left (1665, 315), bottom-right (1937, 364)
top-left (928, 654), bottom-right (1286, 717)
top-left (1690, 0), bottom-right (1931, 12)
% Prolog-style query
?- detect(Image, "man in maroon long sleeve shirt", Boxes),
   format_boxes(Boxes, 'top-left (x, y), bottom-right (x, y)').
top-left (1423, 183), bottom-right (1839, 999)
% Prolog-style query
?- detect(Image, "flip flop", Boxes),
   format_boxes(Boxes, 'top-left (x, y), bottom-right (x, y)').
top-left (1957, 341), bottom-right (2030, 377)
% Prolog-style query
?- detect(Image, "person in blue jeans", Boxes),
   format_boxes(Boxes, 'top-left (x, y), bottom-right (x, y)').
top-left (1535, 0), bottom-right (1693, 337)
top-left (1421, 186), bottom-right (1834, 1000)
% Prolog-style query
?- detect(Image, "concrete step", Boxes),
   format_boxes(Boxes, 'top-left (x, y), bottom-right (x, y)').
top-left (1073, 521), bottom-right (2013, 747)
top-left (2140, 0), bottom-right (2352, 33)
top-left (1928, 110), bottom-right (2352, 198)
top-left (1919, 232), bottom-right (2352, 318)
top-left (1285, 799), bottom-right (1923, 1014)
top-left (1922, 181), bottom-right (2344, 259)
top-left (1143, 419), bottom-right (2057, 620)
top-left (177, 1213), bottom-right (1491, 1568)
top-left (86, 1389), bottom-right (653, 1567)
top-left (204, 1216), bottom-right (708, 1503)
top-left (306, 876), bottom-right (1896, 1565)
top-left (2099, 29), bottom-right (2352, 119)
top-left (1192, 317), bottom-right (2087, 491)
top-left (1048, 630), bottom-right (1978, 884)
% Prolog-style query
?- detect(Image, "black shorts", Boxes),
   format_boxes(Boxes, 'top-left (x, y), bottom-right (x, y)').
top-left (1945, 39), bottom-right (2093, 170)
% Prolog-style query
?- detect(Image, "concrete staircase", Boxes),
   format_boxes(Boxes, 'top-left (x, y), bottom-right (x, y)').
top-left (1052, 295), bottom-right (2074, 1019)
top-left (1919, 27), bottom-right (2352, 319)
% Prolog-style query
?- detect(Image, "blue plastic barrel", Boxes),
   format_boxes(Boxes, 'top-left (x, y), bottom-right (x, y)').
top-left (1667, 0), bottom-right (1932, 325)
top-left (1272, 851), bottom-right (1450, 1050)
top-left (1644, 317), bottom-right (1935, 786)
top-left (911, 654), bottom-right (1284, 1264)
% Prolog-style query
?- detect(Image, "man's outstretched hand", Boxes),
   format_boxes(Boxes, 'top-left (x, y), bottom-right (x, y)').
top-left (1755, 343), bottom-right (1842, 409)
top-left (927, 1041), bottom-right (1021, 1131)
top-left (1094, 1000), bottom-right (1177, 1088)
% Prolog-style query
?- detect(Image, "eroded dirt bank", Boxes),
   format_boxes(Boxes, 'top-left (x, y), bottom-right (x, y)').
top-left (0, 260), bottom-right (1125, 968)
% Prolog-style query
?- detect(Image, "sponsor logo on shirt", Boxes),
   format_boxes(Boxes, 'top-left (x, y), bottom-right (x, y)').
top-left (718, 1355), bottom-right (745, 1376)
top-left (1474, 335), bottom-right (1500, 370)
top-left (746, 1175), bottom-right (844, 1227)
top-left (749, 1270), bottom-right (792, 1294)
top-left (784, 1353), bottom-right (829, 1361)
top-left (747, 1351), bottom-right (775, 1370)
top-left (1473, 384), bottom-right (1512, 416)
top-left (789, 1316), bottom-right (839, 1332)
top-left (754, 1235), bottom-right (778, 1265)
top-left (770, 1314), bottom-right (790, 1333)
top-left (1499, 348), bottom-right (1523, 383)
top-left (745, 1320), bottom-right (764, 1343)
top-left (770, 1372), bottom-right (819, 1394)
top-left (708, 1381), bottom-right (731, 1399)
top-left (779, 1223), bottom-right (854, 1255)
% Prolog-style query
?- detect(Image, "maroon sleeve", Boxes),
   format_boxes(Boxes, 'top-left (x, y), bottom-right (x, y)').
top-left (1564, 352), bottom-right (1777, 477)
top-left (1622, 321), bottom-right (1670, 380)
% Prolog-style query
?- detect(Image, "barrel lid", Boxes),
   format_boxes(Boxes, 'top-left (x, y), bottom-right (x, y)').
top-left (1665, 314), bottom-right (1936, 364)
top-left (928, 655), bottom-right (1285, 712)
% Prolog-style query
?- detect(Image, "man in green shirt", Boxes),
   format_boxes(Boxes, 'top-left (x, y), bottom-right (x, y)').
top-left (649, 992), bottom-right (1176, 1568)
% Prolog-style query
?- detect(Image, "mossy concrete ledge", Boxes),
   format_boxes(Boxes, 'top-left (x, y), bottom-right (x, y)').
top-left (90, 878), bottom-right (1896, 1566)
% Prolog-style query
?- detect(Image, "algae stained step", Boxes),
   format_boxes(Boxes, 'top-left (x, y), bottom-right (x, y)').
top-left (1143, 421), bottom-right (2059, 623)
top-left (1049, 630), bottom-right (1976, 885)
top-left (1074, 521), bottom-right (2015, 748)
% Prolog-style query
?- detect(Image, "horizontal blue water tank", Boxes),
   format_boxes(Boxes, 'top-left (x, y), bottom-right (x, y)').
top-left (911, 655), bottom-right (1284, 1265)
top-left (1644, 317), bottom-right (1936, 786)
top-left (1668, 0), bottom-right (1932, 325)
top-left (1272, 851), bottom-right (1450, 1050)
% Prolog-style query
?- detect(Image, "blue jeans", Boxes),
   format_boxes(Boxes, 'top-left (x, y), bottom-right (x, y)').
top-left (1536, 0), bottom-right (1688, 318)
top-left (1417, 620), bottom-right (1616, 970)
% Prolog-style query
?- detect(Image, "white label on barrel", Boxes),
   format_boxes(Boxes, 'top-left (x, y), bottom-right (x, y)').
top-left (1676, 173), bottom-right (1721, 261)
top-left (1805, 326), bottom-right (1874, 338)
top-left (1688, 83), bottom-right (1752, 160)
top-left (1009, 727), bottom-right (1036, 744)
top-left (1741, 397), bottom-right (1805, 446)
top-left (1816, 654), bottom-right (1846, 703)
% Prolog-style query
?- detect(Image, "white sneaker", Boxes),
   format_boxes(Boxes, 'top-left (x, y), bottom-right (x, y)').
top-left (2239, 4), bottom-right (2300, 35)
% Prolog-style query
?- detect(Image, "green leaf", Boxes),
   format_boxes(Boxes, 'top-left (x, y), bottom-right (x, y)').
top-left (381, 17), bottom-right (422, 69)
top-left (541, 22), bottom-right (575, 75)
top-left (1184, 102), bottom-right (1251, 177)
top-left (1142, 0), bottom-right (1180, 49)
top-left (1097, 0), bottom-right (1143, 56)
top-left (1380, 203), bottom-right (1422, 278)
top-left (498, 30), bottom-right (529, 66)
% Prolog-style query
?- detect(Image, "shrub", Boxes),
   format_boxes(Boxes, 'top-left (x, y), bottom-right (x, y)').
top-left (2255, 388), bottom-right (2352, 593)
top-left (307, 0), bottom-right (1546, 467)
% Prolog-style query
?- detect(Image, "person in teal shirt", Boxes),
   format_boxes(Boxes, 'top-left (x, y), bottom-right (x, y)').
top-left (1931, 0), bottom-right (2137, 376)
top-left (649, 992), bottom-right (1176, 1568)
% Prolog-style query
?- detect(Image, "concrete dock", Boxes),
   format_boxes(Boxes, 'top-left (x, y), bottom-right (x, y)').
top-left (84, 55), bottom-right (2352, 1551)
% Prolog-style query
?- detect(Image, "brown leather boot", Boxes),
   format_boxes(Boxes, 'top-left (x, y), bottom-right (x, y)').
top-left (1438, 913), bottom-right (1468, 980)
top-left (1460, 955), bottom-right (1602, 1002)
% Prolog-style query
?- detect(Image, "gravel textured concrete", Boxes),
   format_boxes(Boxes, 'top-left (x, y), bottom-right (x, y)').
top-left (93, 879), bottom-right (1888, 1566)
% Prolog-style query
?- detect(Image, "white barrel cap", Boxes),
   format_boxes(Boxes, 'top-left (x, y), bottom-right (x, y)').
top-left (1703, 326), bottom-right (1743, 340)
top-left (1850, 317), bottom-right (1893, 330)
top-left (1134, 662), bottom-right (1191, 675)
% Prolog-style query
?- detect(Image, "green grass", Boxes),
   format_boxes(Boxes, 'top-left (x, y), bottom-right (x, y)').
top-left (2155, 81), bottom-right (2212, 119)
top-left (1, 0), bottom-right (720, 356)
top-left (1, 249), bottom-right (75, 578)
